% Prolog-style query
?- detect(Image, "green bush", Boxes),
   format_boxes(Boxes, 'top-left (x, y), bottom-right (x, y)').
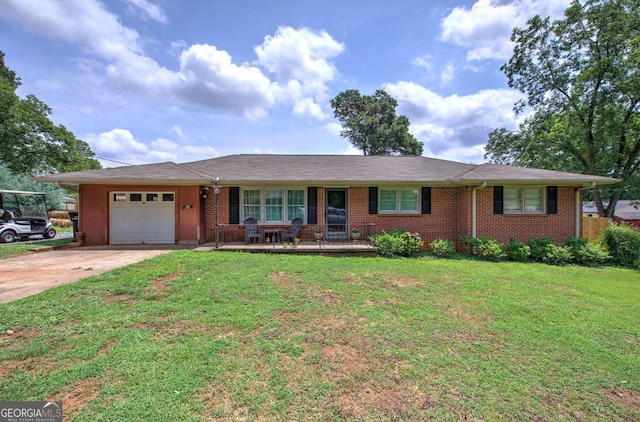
top-left (541, 244), bottom-right (574, 266)
top-left (370, 230), bottom-right (424, 257)
top-left (528, 237), bottom-right (555, 262)
top-left (601, 223), bottom-right (640, 268)
top-left (504, 238), bottom-right (531, 262)
top-left (564, 236), bottom-right (610, 267)
top-left (461, 236), bottom-right (505, 261)
top-left (478, 238), bottom-right (506, 261)
top-left (429, 239), bottom-right (455, 258)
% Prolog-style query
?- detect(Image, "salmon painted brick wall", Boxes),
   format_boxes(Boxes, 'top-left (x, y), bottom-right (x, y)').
top-left (78, 184), bottom-right (202, 246)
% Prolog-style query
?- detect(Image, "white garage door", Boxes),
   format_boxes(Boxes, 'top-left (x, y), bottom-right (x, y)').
top-left (110, 192), bottom-right (175, 244)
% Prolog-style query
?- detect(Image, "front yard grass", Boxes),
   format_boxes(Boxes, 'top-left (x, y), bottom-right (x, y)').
top-left (0, 237), bottom-right (74, 259)
top-left (1, 251), bottom-right (638, 420)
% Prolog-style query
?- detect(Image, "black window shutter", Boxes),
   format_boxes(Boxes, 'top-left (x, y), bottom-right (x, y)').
top-left (493, 186), bottom-right (504, 214)
top-left (229, 187), bottom-right (240, 224)
top-left (368, 187), bottom-right (378, 214)
top-left (307, 187), bottom-right (317, 225)
top-left (421, 187), bottom-right (432, 214)
top-left (547, 186), bottom-right (558, 214)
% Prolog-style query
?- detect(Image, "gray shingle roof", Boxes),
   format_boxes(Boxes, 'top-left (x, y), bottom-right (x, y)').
top-left (38, 154), bottom-right (620, 186)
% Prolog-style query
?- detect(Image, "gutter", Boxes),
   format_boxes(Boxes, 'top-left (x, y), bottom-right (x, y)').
top-left (472, 182), bottom-right (488, 238)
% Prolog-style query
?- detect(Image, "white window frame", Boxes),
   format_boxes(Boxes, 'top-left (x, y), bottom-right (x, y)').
top-left (241, 188), bottom-right (306, 223)
top-left (378, 187), bottom-right (420, 214)
top-left (504, 187), bottom-right (545, 214)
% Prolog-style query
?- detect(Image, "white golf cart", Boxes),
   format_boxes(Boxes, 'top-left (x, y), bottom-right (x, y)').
top-left (0, 189), bottom-right (57, 243)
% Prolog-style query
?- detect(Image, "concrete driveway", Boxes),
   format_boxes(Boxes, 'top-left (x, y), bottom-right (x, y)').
top-left (0, 245), bottom-right (196, 304)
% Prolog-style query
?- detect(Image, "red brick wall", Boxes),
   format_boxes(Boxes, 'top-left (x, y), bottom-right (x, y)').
top-left (475, 186), bottom-right (579, 244)
top-left (203, 185), bottom-right (581, 248)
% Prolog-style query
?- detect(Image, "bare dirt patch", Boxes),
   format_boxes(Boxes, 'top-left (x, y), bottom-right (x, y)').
top-left (602, 386), bottom-right (640, 410)
top-left (147, 271), bottom-right (180, 295)
top-left (269, 271), bottom-right (297, 288)
top-left (365, 271), bottom-right (423, 288)
top-left (322, 343), bottom-right (367, 381)
top-left (1, 329), bottom-right (41, 349)
top-left (336, 382), bottom-right (436, 420)
top-left (51, 376), bottom-right (102, 419)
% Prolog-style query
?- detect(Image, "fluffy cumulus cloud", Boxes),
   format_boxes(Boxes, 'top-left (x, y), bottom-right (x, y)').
top-left (86, 129), bottom-right (219, 167)
top-left (383, 81), bottom-right (522, 162)
top-left (440, 0), bottom-right (571, 61)
top-left (176, 44), bottom-right (276, 118)
top-left (1, 0), bottom-right (344, 120)
top-left (255, 26), bottom-right (344, 119)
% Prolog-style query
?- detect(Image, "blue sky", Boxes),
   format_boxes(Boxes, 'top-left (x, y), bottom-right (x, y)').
top-left (1, 0), bottom-right (570, 168)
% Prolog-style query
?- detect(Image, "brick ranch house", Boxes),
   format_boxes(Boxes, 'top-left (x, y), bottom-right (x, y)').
top-left (39, 154), bottom-right (618, 248)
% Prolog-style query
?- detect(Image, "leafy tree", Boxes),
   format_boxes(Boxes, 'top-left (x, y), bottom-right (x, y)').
top-left (485, 0), bottom-right (640, 217)
top-left (330, 89), bottom-right (423, 156)
top-left (0, 161), bottom-right (64, 210)
top-left (0, 51), bottom-right (101, 175)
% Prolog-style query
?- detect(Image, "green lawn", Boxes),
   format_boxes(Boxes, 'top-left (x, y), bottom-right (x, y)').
top-left (0, 237), bottom-right (74, 259)
top-left (1, 252), bottom-right (638, 420)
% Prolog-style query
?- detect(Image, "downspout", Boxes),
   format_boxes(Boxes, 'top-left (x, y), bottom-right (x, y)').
top-left (577, 182), bottom-right (596, 238)
top-left (472, 182), bottom-right (487, 238)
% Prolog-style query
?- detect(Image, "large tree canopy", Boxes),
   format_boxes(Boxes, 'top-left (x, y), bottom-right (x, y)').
top-left (0, 51), bottom-right (101, 176)
top-left (330, 89), bottom-right (423, 156)
top-left (485, 0), bottom-right (640, 217)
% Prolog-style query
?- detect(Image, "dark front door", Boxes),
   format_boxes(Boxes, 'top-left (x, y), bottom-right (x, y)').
top-left (325, 188), bottom-right (347, 240)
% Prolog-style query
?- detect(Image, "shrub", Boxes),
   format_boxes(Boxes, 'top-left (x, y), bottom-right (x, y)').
top-left (541, 244), bottom-right (574, 266)
top-left (461, 236), bottom-right (506, 261)
top-left (370, 230), bottom-right (424, 257)
top-left (601, 223), bottom-right (640, 268)
top-left (564, 236), bottom-right (610, 267)
top-left (477, 238), bottom-right (506, 261)
top-left (528, 237), bottom-right (555, 262)
top-left (504, 238), bottom-right (531, 262)
top-left (429, 239), bottom-right (455, 258)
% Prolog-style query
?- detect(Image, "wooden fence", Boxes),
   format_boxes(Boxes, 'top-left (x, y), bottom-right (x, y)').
top-left (582, 216), bottom-right (611, 242)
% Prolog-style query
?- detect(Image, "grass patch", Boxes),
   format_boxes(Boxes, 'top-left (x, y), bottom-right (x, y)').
top-left (1, 252), bottom-right (639, 420)
top-left (0, 238), bottom-right (74, 259)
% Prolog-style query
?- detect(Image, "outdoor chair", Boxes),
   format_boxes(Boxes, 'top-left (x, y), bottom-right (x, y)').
top-left (281, 217), bottom-right (303, 243)
top-left (243, 217), bottom-right (260, 243)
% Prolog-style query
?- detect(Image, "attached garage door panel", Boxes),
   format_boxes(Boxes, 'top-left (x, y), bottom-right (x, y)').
top-left (110, 192), bottom-right (175, 244)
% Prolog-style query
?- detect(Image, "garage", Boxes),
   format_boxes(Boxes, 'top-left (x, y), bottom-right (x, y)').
top-left (110, 192), bottom-right (176, 244)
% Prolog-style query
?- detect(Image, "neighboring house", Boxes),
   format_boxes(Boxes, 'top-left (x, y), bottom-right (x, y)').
top-left (583, 200), bottom-right (640, 228)
top-left (39, 154), bottom-right (618, 247)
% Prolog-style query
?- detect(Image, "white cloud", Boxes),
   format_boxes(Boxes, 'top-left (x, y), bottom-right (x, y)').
top-left (170, 125), bottom-right (185, 139)
top-left (176, 44), bottom-right (275, 118)
top-left (383, 81), bottom-right (522, 162)
top-left (86, 129), bottom-right (219, 167)
top-left (125, 0), bottom-right (167, 23)
top-left (440, 61), bottom-right (455, 87)
top-left (324, 122), bottom-right (342, 138)
top-left (440, 0), bottom-right (571, 61)
top-left (1, 1), bottom-right (344, 120)
top-left (412, 54), bottom-right (434, 72)
top-left (1, 0), bottom-right (143, 54)
top-left (255, 26), bottom-right (344, 119)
